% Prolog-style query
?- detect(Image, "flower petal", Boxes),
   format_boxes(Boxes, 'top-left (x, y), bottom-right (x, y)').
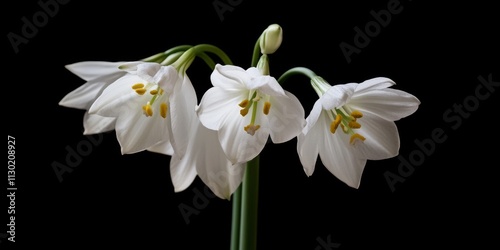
top-left (211, 64), bottom-right (249, 90)
top-left (147, 140), bottom-right (174, 155)
top-left (218, 109), bottom-right (269, 164)
top-left (352, 112), bottom-right (401, 160)
top-left (354, 77), bottom-right (395, 94)
top-left (296, 111), bottom-right (326, 176)
top-left (318, 128), bottom-right (367, 188)
top-left (267, 91), bottom-right (305, 143)
top-left (194, 122), bottom-right (245, 199)
top-left (321, 83), bottom-right (356, 110)
top-left (154, 65), bottom-right (179, 95)
top-left (89, 74), bottom-right (144, 117)
top-left (197, 87), bottom-right (244, 131)
top-left (302, 100), bottom-right (323, 135)
top-left (65, 61), bottom-right (125, 81)
top-left (169, 75), bottom-right (198, 157)
top-left (82, 112), bottom-right (116, 135)
top-left (59, 72), bottom-right (126, 110)
top-left (113, 105), bottom-right (172, 154)
top-left (350, 88), bottom-right (420, 121)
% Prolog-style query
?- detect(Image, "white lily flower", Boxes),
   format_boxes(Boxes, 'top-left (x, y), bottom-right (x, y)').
top-left (197, 64), bottom-right (306, 164)
top-left (89, 62), bottom-right (197, 156)
top-left (59, 61), bottom-right (131, 134)
top-left (297, 77), bottom-right (420, 188)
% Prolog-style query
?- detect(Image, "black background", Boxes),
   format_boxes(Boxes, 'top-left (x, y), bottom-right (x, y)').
top-left (4, 0), bottom-right (499, 249)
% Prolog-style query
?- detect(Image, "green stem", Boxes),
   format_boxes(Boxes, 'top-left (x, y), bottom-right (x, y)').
top-left (251, 38), bottom-right (261, 67)
top-left (142, 45), bottom-right (193, 63)
top-left (230, 185), bottom-right (242, 250)
top-left (196, 51), bottom-right (217, 70)
top-left (193, 44), bottom-right (233, 65)
top-left (277, 67), bottom-right (318, 85)
top-left (239, 156), bottom-right (260, 250)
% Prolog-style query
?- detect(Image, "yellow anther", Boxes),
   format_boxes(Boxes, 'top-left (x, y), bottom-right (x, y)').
top-left (135, 88), bottom-right (147, 95)
top-left (330, 114), bottom-right (342, 134)
top-left (150, 89), bottom-right (159, 95)
top-left (240, 108), bottom-right (249, 117)
top-left (132, 83), bottom-right (144, 89)
top-left (348, 121), bottom-right (361, 129)
top-left (244, 124), bottom-right (261, 136)
top-left (351, 110), bottom-right (363, 118)
top-left (263, 101), bottom-right (271, 115)
top-left (239, 99), bottom-right (249, 108)
top-left (159, 89), bottom-right (164, 95)
top-left (142, 104), bottom-right (153, 117)
top-left (350, 133), bottom-right (366, 144)
top-left (160, 103), bottom-right (168, 118)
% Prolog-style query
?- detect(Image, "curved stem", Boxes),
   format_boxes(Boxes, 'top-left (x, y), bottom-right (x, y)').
top-left (196, 51), bottom-right (217, 70)
top-left (193, 44), bottom-right (233, 65)
top-left (277, 67), bottom-right (318, 85)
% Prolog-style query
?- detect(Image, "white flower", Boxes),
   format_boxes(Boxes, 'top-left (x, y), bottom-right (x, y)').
top-left (197, 64), bottom-right (305, 164)
top-left (297, 77), bottom-right (420, 188)
top-left (59, 61), bottom-right (131, 135)
top-left (89, 62), bottom-right (197, 156)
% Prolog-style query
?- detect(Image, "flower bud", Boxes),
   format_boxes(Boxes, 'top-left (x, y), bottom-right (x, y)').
top-left (259, 24), bottom-right (283, 55)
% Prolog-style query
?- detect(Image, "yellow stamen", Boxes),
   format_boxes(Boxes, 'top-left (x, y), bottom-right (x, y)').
top-left (239, 99), bottom-right (249, 108)
top-left (240, 108), bottom-right (249, 116)
top-left (350, 133), bottom-right (366, 144)
top-left (160, 103), bottom-right (168, 118)
top-left (150, 89), bottom-right (159, 95)
top-left (142, 104), bottom-right (153, 117)
top-left (263, 101), bottom-right (271, 115)
top-left (159, 89), bottom-right (164, 95)
top-left (135, 88), bottom-right (146, 95)
top-left (351, 110), bottom-right (363, 118)
top-left (132, 83), bottom-right (144, 89)
top-left (348, 121), bottom-right (361, 129)
top-left (244, 124), bottom-right (261, 136)
top-left (330, 114), bottom-right (342, 134)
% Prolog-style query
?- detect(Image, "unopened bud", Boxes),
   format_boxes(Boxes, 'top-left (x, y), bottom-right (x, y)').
top-left (259, 24), bottom-right (283, 55)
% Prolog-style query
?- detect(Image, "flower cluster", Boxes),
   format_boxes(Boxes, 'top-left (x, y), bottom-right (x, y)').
top-left (59, 24), bottom-right (420, 199)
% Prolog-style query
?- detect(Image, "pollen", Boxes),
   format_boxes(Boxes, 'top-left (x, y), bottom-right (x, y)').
top-left (135, 88), bottom-right (147, 95)
top-left (132, 83), bottom-right (144, 89)
top-left (244, 124), bottom-right (261, 136)
top-left (351, 110), bottom-right (363, 118)
top-left (350, 133), bottom-right (366, 144)
top-left (142, 104), bottom-right (153, 117)
top-left (239, 99), bottom-right (249, 108)
top-left (263, 101), bottom-right (271, 115)
top-left (330, 114), bottom-right (342, 134)
top-left (240, 108), bottom-right (249, 116)
top-left (150, 89), bottom-right (159, 95)
top-left (348, 121), bottom-right (361, 129)
top-left (160, 103), bottom-right (168, 118)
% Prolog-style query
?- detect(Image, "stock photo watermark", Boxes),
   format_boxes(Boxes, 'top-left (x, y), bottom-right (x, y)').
top-left (7, 0), bottom-right (70, 54)
top-left (178, 185), bottom-right (218, 224)
top-left (385, 73), bottom-right (499, 192)
top-left (314, 234), bottom-right (341, 250)
top-left (5, 135), bottom-right (17, 244)
top-left (51, 133), bottom-right (103, 182)
top-left (213, 0), bottom-right (244, 21)
top-left (339, 0), bottom-right (411, 64)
